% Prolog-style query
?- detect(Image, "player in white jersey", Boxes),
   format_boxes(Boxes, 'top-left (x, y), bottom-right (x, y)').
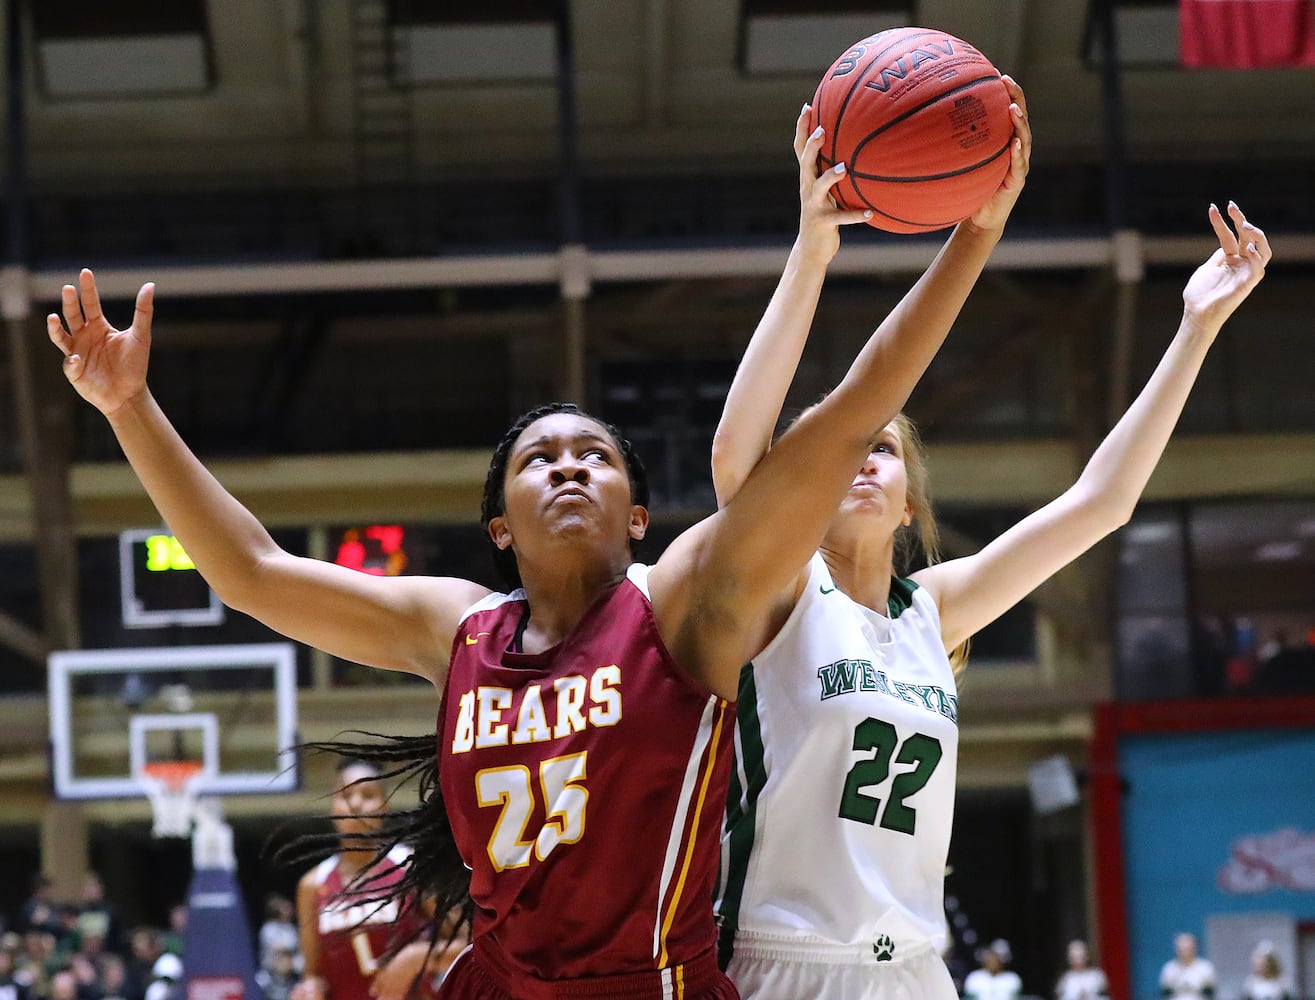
top-left (1055, 940), bottom-right (1109, 1000)
top-left (964, 939), bottom-right (1023, 1000)
top-left (712, 93), bottom-right (1271, 999)
top-left (1241, 941), bottom-right (1292, 1000)
top-left (1159, 933), bottom-right (1217, 999)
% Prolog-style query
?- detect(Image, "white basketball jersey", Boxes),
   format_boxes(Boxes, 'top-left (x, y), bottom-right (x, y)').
top-left (716, 553), bottom-right (959, 965)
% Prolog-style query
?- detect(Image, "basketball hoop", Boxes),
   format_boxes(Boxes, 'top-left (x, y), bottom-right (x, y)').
top-left (139, 760), bottom-right (206, 838)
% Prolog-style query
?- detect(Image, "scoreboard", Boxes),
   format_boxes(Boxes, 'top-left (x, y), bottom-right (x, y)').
top-left (118, 529), bottom-right (224, 628)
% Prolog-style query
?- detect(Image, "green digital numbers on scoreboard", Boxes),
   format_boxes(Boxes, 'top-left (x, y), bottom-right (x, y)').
top-left (119, 528), bottom-right (224, 628)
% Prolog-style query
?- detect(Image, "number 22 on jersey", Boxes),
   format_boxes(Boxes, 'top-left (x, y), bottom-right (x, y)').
top-left (476, 751), bottom-right (589, 871)
top-left (838, 717), bottom-right (942, 834)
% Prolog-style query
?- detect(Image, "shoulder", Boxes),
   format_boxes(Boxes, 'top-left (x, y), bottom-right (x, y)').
top-left (384, 843), bottom-right (413, 866)
top-left (454, 586), bottom-right (522, 623)
top-left (300, 855), bottom-right (337, 891)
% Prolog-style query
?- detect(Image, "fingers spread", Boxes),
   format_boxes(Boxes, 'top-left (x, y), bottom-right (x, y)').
top-left (47, 313), bottom-right (73, 356)
top-left (814, 161), bottom-right (847, 204)
top-left (60, 284), bottom-right (84, 334)
top-left (133, 282), bottom-right (156, 337)
top-left (799, 124), bottom-right (825, 182)
top-left (78, 269), bottom-right (104, 324)
top-left (793, 105), bottom-right (811, 157)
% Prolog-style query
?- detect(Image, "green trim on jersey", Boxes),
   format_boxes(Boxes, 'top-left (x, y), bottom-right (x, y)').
top-left (717, 661), bottom-right (767, 971)
top-left (888, 576), bottom-right (919, 619)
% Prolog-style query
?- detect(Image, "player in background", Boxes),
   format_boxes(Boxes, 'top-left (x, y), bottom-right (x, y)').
top-left (711, 87), bottom-right (1271, 1000)
top-left (1160, 933), bottom-right (1217, 999)
top-left (291, 759), bottom-right (459, 1000)
top-left (1055, 940), bottom-right (1109, 1000)
top-left (964, 940), bottom-right (1023, 1000)
top-left (1241, 941), bottom-right (1293, 1000)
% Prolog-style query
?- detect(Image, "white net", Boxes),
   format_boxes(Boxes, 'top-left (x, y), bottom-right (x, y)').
top-left (139, 762), bottom-right (205, 838)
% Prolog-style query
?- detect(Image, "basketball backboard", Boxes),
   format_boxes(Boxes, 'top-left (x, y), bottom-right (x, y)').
top-left (47, 643), bottom-right (298, 800)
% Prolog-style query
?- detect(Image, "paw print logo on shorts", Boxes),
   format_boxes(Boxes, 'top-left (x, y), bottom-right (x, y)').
top-left (873, 934), bottom-right (895, 962)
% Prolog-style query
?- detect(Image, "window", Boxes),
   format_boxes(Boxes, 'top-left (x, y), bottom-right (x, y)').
top-left (739, 0), bottom-right (914, 76)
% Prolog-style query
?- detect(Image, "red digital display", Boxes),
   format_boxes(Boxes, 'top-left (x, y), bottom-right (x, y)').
top-left (333, 525), bottom-right (409, 576)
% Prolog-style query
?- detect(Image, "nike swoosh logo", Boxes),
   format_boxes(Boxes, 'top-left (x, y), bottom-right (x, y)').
top-left (465, 631), bottom-right (490, 645)
top-left (820, 585), bottom-right (837, 595)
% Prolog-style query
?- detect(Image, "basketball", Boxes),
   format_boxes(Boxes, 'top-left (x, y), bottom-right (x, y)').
top-left (810, 27), bottom-right (1013, 233)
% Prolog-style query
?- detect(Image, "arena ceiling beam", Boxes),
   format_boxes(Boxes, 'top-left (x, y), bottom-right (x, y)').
top-left (22, 233), bottom-right (1313, 306)
top-left (1, 433), bottom-right (1313, 544)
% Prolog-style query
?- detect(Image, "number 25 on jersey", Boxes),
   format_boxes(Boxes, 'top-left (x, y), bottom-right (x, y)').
top-left (476, 751), bottom-right (589, 871)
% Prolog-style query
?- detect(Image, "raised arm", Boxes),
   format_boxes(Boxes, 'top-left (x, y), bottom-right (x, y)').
top-left (47, 271), bottom-right (489, 681)
top-left (711, 77), bottom-right (1033, 508)
top-left (915, 203), bottom-right (1272, 650)
top-left (708, 106), bottom-right (873, 505)
top-left (650, 98), bottom-right (1034, 695)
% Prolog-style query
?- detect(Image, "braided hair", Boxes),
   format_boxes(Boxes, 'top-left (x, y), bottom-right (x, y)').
top-left (275, 734), bottom-right (471, 944)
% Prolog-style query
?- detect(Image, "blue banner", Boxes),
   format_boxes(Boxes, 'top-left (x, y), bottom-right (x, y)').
top-left (1120, 729), bottom-right (1315, 1000)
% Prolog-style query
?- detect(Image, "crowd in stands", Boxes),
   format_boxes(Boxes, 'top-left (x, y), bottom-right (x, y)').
top-left (0, 875), bottom-right (299, 1000)
top-left (5, 872), bottom-right (1298, 1000)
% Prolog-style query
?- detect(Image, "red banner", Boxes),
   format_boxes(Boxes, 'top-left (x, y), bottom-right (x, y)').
top-left (1180, 0), bottom-right (1315, 67)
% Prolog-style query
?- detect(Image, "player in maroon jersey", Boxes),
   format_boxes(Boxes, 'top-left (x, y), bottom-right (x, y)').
top-left (50, 224), bottom-right (954, 995)
top-left (291, 759), bottom-right (457, 1000)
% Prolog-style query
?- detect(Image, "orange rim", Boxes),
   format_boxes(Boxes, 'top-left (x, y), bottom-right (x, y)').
top-left (140, 761), bottom-right (205, 790)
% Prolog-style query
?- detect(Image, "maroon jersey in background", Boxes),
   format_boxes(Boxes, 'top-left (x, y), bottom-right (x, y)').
top-left (310, 846), bottom-right (430, 998)
top-left (439, 563), bottom-right (735, 990)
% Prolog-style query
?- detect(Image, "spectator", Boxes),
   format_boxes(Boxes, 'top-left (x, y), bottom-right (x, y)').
top-left (123, 928), bottom-right (163, 1000)
top-left (67, 956), bottom-right (101, 1000)
top-left (16, 879), bottom-right (60, 940)
top-left (48, 970), bottom-right (79, 1000)
top-left (1159, 932), bottom-right (1216, 999)
top-left (74, 932), bottom-right (107, 976)
top-left (0, 949), bottom-right (30, 1000)
top-left (14, 931), bottom-right (56, 997)
top-left (76, 875), bottom-right (123, 956)
top-left (159, 910), bottom-right (185, 960)
top-left (1056, 939), bottom-right (1109, 1000)
top-left (53, 908), bottom-right (81, 957)
top-left (1241, 941), bottom-right (1292, 1000)
top-left (255, 947), bottom-right (297, 1000)
top-left (964, 939), bottom-right (1023, 1000)
top-left (256, 896), bottom-right (298, 974)
top-left (99, 956), bottom-right (129, 1000)
top-left (143, 955), bottom-right (181, 1000)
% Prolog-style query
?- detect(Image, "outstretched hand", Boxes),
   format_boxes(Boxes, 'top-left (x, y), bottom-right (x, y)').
top-left (1183, 202), bottom-right (1271, 330)
top-left (793, 106), bottom-right (873, 267)
top-left (965, 75), bottom-right (1032, 235)
top-left (46, 269), bottom-right (154, 418)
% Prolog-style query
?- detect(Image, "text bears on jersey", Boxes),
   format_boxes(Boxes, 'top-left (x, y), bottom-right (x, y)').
top-left (450, 665), bottom-right (623, 753)
top-left (816, 658), bottom-right (959, 724)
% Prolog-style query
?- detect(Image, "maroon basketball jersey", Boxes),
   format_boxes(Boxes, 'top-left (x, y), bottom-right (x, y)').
top-left (310, 847), bottom-right (429, 998)
top-left (439, 564), bottom-right (735, 983)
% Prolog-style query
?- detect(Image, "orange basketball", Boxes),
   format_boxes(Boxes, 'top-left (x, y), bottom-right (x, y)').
top-left (810, 27), bottom-right (1013, 234)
